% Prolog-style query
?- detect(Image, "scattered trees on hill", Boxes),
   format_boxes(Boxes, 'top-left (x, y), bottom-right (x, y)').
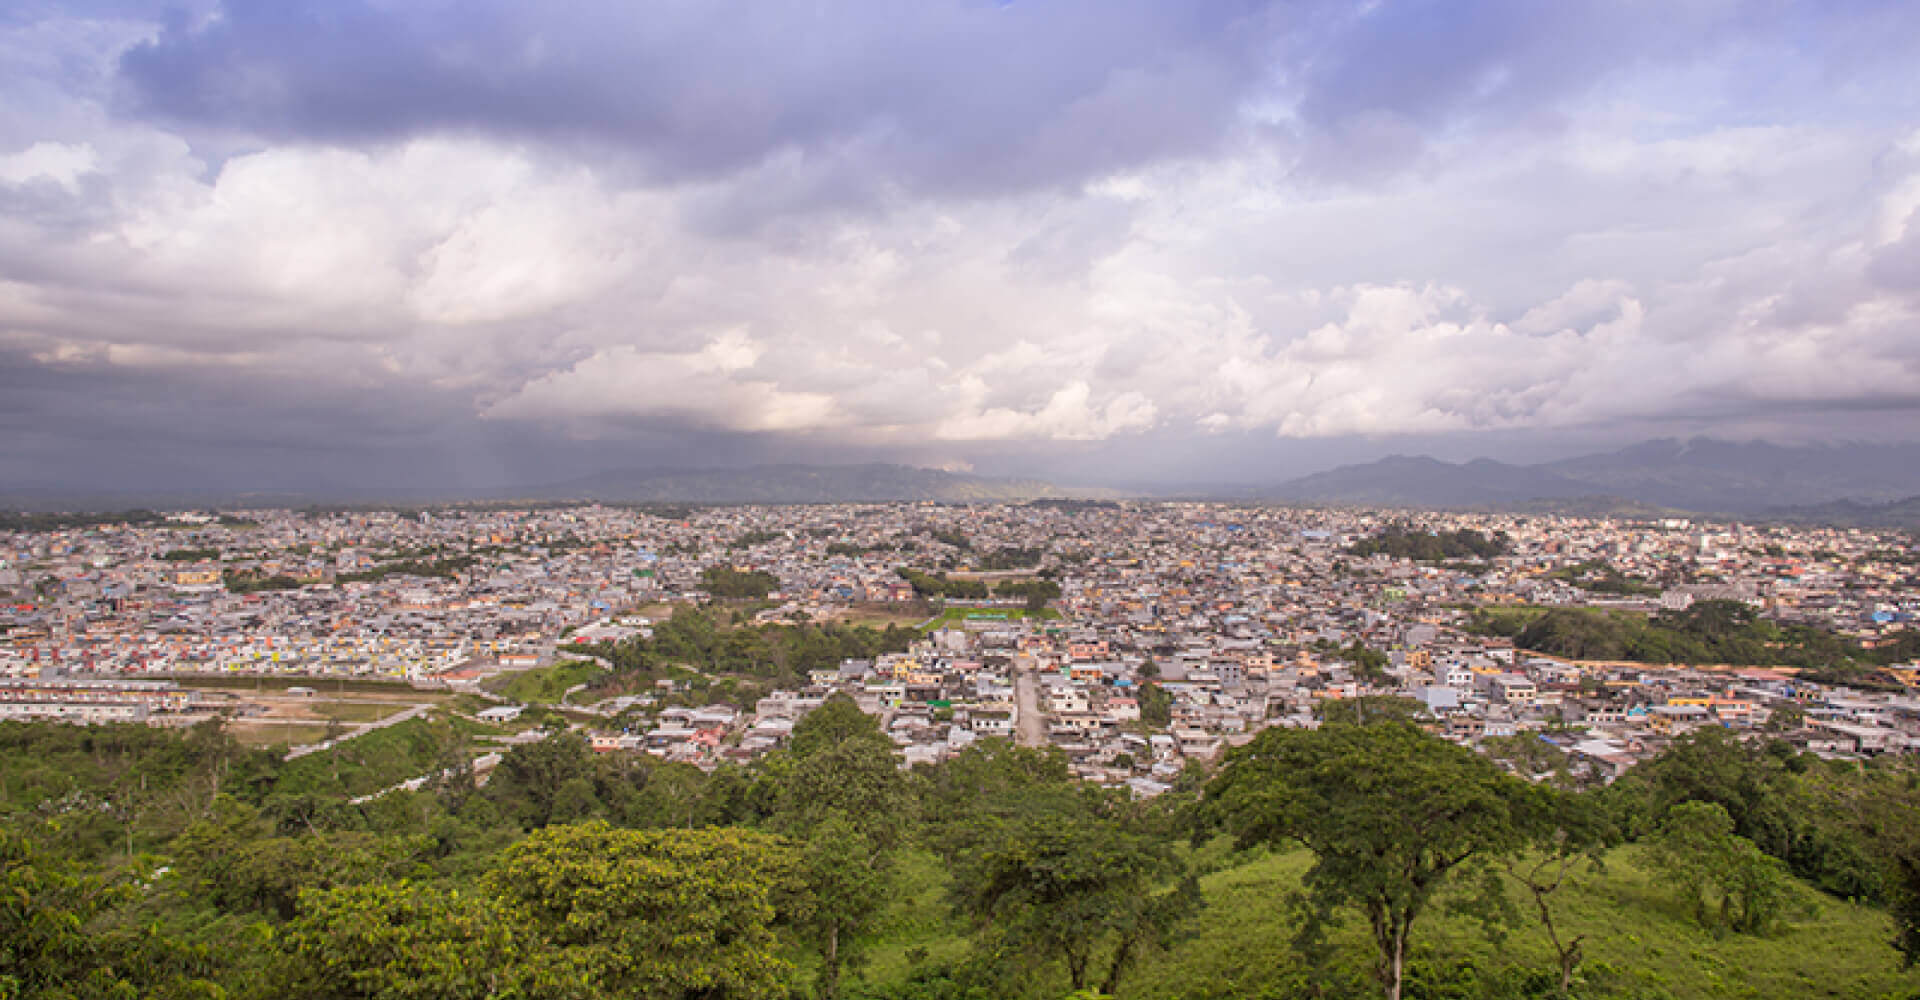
top-left (700, 565), bottom-right (780, 599)
top-left (1347, 527), bottom-right (1510, 562)
top-left (9, 711), bottom-right (1920, 999)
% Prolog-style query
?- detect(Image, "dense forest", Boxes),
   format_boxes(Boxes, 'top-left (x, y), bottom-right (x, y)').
top-left (4, 703), bottom-right (1919, 1000)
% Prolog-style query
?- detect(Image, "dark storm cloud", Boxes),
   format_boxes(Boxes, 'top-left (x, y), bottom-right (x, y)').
top-left (117, 0), bottom-right (1279, 196)
top-left (2, 0), bottom-right (1918, 494)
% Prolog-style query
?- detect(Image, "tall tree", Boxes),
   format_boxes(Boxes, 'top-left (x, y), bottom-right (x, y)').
top-left (1202, 722), bottom-right (1530, 1000)
top-left (954, 800), bottom-right (1196, 994)
top-left (770, 699), bottom-right (915, 998)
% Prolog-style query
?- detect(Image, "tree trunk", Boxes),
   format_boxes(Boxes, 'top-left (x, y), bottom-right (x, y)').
top-left (819, 924), bottom-right (840, 1000)
top-left (1101, 929), bottom-right (1139, 996)
top-left (1388, 926), bottom-right (1405, 1000)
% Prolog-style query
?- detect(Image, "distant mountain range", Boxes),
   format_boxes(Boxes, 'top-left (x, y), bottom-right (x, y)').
top-left (6, 440), bottom-right (1919, 525)
top-left (1263, 438), bottom-right (1920, 520)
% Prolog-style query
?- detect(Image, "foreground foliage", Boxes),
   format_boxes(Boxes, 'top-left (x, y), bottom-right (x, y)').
top-left (3, 713), bottom-right (1920, 1000)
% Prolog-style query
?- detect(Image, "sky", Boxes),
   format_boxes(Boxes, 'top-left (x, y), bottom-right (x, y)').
top-left (3, 0), bottom-right (1920, 494)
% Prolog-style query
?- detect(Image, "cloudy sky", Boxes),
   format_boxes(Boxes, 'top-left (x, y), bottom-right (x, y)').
top-left (4, 0), bottom-right (1920, 494)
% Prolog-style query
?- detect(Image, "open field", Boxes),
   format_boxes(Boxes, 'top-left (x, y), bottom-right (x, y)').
top-left (302, 700), bottom-right (411, 724)
top-left (225, 720), bottom-right (330, 748)
top-left (919, 606), bottom-right (1063, 631)
top-left (834, 843), bottom-right (1914, 1000)
top-left (826, 602), bottom-right (933, 628)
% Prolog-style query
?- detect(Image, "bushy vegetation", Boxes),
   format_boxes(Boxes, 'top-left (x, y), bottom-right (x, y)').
top-left (4, 711), bottom-right (1919, 1000)
top-left (701, 564), bottom-right (782, 598)
top-left (490, 659), bottom-right (607, 705)
top-left (577, 605), bottom-right (914, 688)
top-left (1470, 599), bottom-right (1916, 686)
top-left (1349, 527), bottom-right (1510, 562)
top-left (1548, 560), bottom-right (1661, 596)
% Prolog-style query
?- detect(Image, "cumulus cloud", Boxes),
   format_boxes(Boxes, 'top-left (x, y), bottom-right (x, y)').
top-left (2, 1), bottom-right (1920, 489)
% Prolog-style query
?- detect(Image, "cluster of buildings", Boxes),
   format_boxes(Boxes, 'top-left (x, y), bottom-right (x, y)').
top-left (5, 502), bottom-right (1918, 787)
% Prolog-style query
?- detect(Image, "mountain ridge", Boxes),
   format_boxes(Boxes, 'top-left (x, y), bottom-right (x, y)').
top-left (1264, 437), bottom-right (1920, 516)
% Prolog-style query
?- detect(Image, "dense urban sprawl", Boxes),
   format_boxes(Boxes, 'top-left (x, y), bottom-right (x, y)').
top-left (4, 502), bottom-right (1917, 784)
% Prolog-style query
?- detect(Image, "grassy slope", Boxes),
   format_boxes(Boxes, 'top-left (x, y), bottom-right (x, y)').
top-left (488, 660), bottom-right (607, 704)
top-left (849, 846), bottom-right (1913, 1000)
top-left (271, 713), bottom-right (502, 798)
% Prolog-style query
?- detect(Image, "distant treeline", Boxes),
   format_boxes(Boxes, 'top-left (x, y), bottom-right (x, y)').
top-left (1471, 599), bottom-right (1920, 686)
top-left (222, 572), bottom-right (304, 594)
top-left (896, 568), bottom-right (1061, 608)
top-left (1024, 498), bottom-right (1121, 511)
top-left (0, 509), bottom-right (168, 531)
top-left (1549, 559), bottom-right (1662, 596)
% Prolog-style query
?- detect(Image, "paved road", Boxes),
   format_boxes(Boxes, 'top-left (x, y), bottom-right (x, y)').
top-left (1013, 667), bottom-right (1046, 747)
top-left (285, 702), bottom-right (431, 760)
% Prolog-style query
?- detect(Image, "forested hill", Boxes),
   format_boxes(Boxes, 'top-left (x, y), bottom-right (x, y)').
top-left (4, 709), bottom-right (1918, 1000)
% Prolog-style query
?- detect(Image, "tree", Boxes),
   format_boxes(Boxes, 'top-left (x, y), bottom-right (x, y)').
top-left (486, 731), bottom-right (596, 829)
top-left (285, 882), bottom-right (525, 1000)
top-left (1202, 723), bottom-right (1531, 1000)
top-left (788, 815), bottom-right (890, 1000)
top-left (788, 692), bottom-right (889, 759)
top-left (0, 828), bottom-right (137, 997)
top-left (770, 703), bottom-right (915, 998)
top-left (1502, 789), bottom-right (1613, 996)
top-left (1647, 801), bottom-right (1793, 935)
top-left (487, 822), bottom-right (794, 1000)
top-left (1137, 683), bottom-right (1173, 728)
top-left (955, 803), bottom-right (1197, 994)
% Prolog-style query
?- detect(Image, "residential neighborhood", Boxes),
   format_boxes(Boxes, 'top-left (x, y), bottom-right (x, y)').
top-left (4, 501), bottom-right (1917, 788)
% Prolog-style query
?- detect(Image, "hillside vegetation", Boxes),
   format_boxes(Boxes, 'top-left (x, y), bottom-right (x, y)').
top-left (3, 708), bottom-right (1918, 1000)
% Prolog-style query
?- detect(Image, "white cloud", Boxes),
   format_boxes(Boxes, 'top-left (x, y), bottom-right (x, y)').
top-left (484, 331), bottom-right (840, 434)
top-left (3, 1), bottom-right (1920, 479)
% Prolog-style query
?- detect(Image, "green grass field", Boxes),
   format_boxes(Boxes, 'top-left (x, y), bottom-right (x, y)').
top-left (919, 606), bottom-right (1064, 632)
top-left (271, 712), bottom-right (501, 798)
top-left (307, 700), bottom-right (412, 724)
top-left (838, 844), bottom-right (1914, 1000)
top-left (226, 721), bottom-right (330, 748)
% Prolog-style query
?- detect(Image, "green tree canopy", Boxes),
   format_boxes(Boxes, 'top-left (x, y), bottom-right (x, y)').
top-left (1202, 722), bottom-right (1532, 1000)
